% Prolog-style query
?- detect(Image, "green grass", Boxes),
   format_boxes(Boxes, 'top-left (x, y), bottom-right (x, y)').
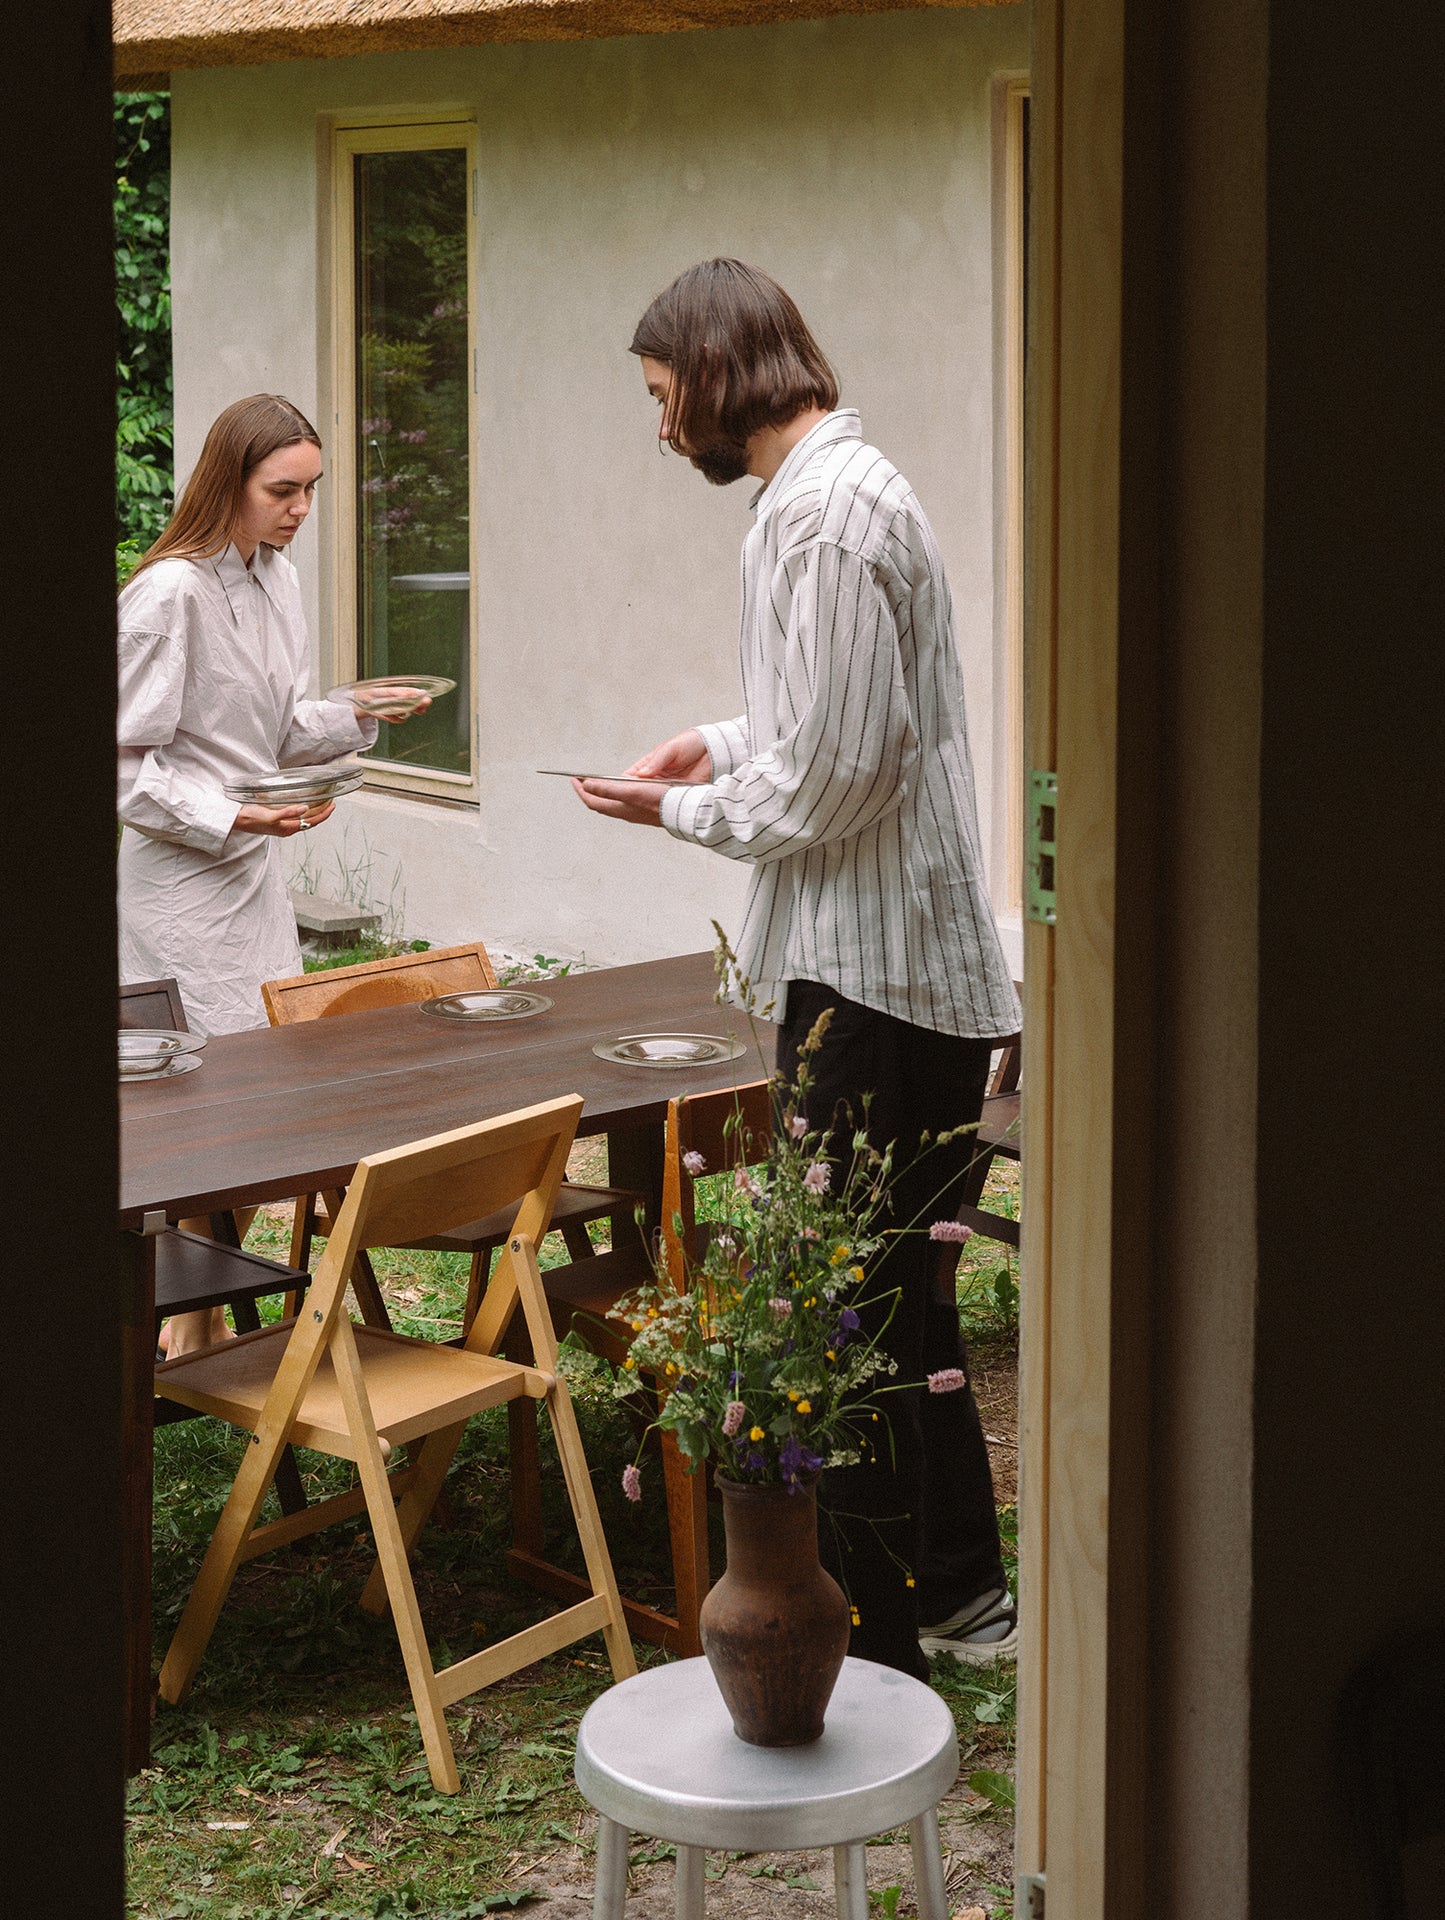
top-left (132, 1173), bottom-right (1020, 1919)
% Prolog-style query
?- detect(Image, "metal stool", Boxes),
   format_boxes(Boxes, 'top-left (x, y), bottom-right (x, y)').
top-left (574, 1656), bottom-right (959, 1920)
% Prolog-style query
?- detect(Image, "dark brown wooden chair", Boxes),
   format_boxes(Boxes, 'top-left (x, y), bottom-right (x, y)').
top-left (119, 975), bottom-right (189, 1032)
top-left (952, 1018), bottom-right (1023, 1250)
top-left (508, 1078), bottom-right (776, 1658)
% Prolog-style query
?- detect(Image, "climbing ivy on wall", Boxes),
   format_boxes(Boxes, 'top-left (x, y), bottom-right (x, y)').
top-left (115, 91), bottom-right (173, 567)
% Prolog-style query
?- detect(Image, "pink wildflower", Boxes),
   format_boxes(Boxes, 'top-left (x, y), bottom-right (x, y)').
top-left (622, 1464), bottom-right (642, 1503)
top-left (722, 1401), bottom-right (747, 1437)
top-left (682, 1150), bottom-right (707, 1175)
top-left (735, 1168), bottom-right (764, 1201)
top-left (927, 1369), bottom-right (967, 1394)
top-left (928, 1219), bottom-right (974, 1243)
top-left (803, 1161), bottom-right (831, 1196)
top-left (770, 1297), bottom-right (793, 1319)
top-left (788, 1114), bottom-right (809, 1140)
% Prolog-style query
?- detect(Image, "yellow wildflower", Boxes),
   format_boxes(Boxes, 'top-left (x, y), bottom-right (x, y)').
top-left (830, 1245), bottom-right (851, 1266)
top-left (849, 1265), bottom-right (865, 1284)
top-left (665, 1362), bottom-right (677, 1376)
top-left (797, 1399), bottom-right (812, 1415)
top-left (749, 1425), bottom-right (765, 1442)
top-left (787, 1389), bottom-right (800, 1403)
top-left (623, 1357), bottom-right (637, 1371)
top-left (647, 1308), bottom-right (658, 1320)
top-left (850, 1606), bottom-right (860, 1626)
top-left (905, 1576), bottom-right (916, 1589)
top-left (826, 1349), bottom-right (836, 1361)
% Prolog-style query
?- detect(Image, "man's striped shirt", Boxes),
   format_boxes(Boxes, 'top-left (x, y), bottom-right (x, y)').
top-left (660, 409), bottom-right (1020, 1040)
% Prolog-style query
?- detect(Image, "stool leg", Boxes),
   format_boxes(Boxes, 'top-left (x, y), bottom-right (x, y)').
top-left (673, 1844), bottom-right (705, 1919)
top-left (833, 1842), bottom-right (869, 1920)
top-left (594, 1816), bottom-right (629, 1920)
top-left (909, 1807), bottom-right (949, 1920)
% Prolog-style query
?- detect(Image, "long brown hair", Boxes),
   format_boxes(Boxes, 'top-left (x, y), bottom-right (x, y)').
top-left (129, 393), bottom-right (321, 581)
top-left (630, 259), bottom-right (838, 454)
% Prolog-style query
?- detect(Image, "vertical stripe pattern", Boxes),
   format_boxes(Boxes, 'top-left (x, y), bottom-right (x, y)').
top-left (661, 410), bottom-right (1020, 1040)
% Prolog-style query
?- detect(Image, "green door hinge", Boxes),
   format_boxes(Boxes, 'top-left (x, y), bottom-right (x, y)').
top-left (1025, 770), bottom-right (1058, 924)
top-left (1017, 1871), bottom-right (1046, 1917)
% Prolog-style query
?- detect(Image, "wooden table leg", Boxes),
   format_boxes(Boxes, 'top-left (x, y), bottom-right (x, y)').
top-left (121, 1225), bottom-right (155, 1774)
top-left (605, 1120), bottom-right (664, 1254)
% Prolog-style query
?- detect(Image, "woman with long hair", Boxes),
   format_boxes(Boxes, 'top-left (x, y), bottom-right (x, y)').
top-left (119, 395), bottom-right (425, 1353)
top-left (118, 393), bottom-right (423, 1037)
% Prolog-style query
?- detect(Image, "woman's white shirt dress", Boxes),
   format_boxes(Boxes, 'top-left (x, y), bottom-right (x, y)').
top-left (117, 543), bottom-right (376, 1036)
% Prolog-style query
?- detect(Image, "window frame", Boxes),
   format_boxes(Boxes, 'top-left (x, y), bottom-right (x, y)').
top-left (330, 118), bottom-right (480, 804)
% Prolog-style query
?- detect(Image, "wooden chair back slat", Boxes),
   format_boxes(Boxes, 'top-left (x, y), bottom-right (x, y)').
top-left (661, 1078), bottom-right (774, 1291)
top-left (262, 941), bottom-right (498, 1026)
top-left (120, 977), bottom-right (189, 1032)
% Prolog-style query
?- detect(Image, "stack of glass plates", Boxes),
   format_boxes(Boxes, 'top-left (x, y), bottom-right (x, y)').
top-left (120, 1029), bottom-right (206, 1080)
top-left (592, 1033), bottom-right (745, 1069)
top-left (418, 990), bottom-right (554, 1022)
top-left (222, 763), bottom-right (366, 806)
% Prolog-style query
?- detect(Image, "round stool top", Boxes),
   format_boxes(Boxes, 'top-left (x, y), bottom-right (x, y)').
top-left (575, 1657), bottom-right (959, 1852)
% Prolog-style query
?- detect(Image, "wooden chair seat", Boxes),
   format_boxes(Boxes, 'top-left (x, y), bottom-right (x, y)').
top-left (408, 1181), bottom-right (631, 1255)
top-left (156, 1320), bottom-right (549, 1460)
top-left (154, 1229), bottom-right (304, 1323)
top-left (978, 1090), bottom-right (1020, 1158)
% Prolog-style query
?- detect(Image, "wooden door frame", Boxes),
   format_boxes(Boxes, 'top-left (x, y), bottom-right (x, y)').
top-left (1017, 1), bottom-right (1159, 1912)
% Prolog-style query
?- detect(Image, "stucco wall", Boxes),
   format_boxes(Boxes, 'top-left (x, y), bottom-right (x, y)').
top-left (170, 5), bottom-right (1030, 969)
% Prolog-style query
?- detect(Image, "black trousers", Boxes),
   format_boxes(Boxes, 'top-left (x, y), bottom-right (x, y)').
top-left (777, 979), bottom-right (1007, 1680)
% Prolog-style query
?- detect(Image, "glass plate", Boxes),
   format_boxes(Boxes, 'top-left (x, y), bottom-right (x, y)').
top-left (120, 1052), bottom-right (203, 1083)
top-left (327, 675), bottom-right (457, 717)
top-left (222, 763), bottom-right (366, 806)
top-left (592, 1032), bottom-right (746, 1069)
top-left (119, 1028), bottom-right (206, 1077)
top-left (418, 990), bottom-right (554, 1022)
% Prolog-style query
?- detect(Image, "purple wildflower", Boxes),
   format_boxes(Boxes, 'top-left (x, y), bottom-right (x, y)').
top-left (788, 1114), bottom-right (808, 1140)
top-left (682, 1150), bottom-right (707, 1175)
top-left (769, 1297), bottom-right (793, 1320)
top-left (779, 1433), bottom-right (825, 1489)
top-left (927, 1369), bottom-right (967, 1394)
top-left (722, 1401), bottom-right (747, 1437)
top-left (929, 1220), bottom-right (973, 1243)
top-left (622, 1463), bottom-right (642, 1502)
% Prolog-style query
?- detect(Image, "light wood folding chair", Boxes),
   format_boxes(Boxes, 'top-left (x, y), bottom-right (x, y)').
top-left (511, 1079), bottom-right (776, 1658)
top-left (262, 941), bottom-right (641, 1324)
top-left (154, 1094), bottom-right (637, 1792)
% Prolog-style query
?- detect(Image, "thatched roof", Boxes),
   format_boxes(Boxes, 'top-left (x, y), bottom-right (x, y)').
top-left (115, 0), bottom-right (1020, 83)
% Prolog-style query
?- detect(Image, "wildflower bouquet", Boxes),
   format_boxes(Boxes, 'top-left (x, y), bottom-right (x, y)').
top-left (615, 1010), bottom-right (904, 1499)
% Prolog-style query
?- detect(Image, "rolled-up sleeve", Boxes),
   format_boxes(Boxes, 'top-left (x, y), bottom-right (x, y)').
top-left (279, 699), bottom-right (378, 766)
top-left (117, 627), bottom-right (239, 853)
top-left (660, 542), bottom-right (917, 863)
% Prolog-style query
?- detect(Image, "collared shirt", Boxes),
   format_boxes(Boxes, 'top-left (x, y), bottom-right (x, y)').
top-left (116, 542), bottom-right (375, 1033)
top-left (117, 542), bottom-right (373, 854)
top-left (660, 410), bottom-right (1020, 1040)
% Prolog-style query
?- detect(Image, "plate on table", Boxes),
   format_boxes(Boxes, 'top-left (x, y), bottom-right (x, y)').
top-left (120, 1029), bottom-right (204, 1080)
top-left (222, 763), bottom-right (366, 807)
top-left (327, 675), bottom-right (456, 717)
top-left (120, 1052), bottom-right (203, 1083)
top-left (119, 1029), bottom-right (206, 1080)
top-left (592, 1032), bottom-right (745, 1069)
top-left (418, 990), bottom-right (554, 1023)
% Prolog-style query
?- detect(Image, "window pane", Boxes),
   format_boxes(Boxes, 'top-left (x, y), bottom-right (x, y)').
top-left (354, 147), bottom-right (470, 775)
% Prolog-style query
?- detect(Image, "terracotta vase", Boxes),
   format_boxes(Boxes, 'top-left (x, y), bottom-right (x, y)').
top-left (698, 1474), bottom-right (851, 1746)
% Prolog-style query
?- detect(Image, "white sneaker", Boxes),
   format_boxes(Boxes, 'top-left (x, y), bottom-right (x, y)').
top-left (918, 1586), bottom-right (1019, 1665)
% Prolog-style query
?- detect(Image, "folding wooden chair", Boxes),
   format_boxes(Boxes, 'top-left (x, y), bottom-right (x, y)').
top-left (262, 942), bottom-right (641, 1320)
top-left (510, 1080), bottom-right (775, 1658)
top-left (154, 1094), bottom-right (636, 1791)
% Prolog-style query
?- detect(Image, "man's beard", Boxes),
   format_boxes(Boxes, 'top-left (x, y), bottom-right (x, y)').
top-left (687, 436), bottom-right (752, 486)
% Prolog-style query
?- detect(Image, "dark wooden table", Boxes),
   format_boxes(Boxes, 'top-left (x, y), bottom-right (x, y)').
top-left (119, 951), bottom-right (772, 1769)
